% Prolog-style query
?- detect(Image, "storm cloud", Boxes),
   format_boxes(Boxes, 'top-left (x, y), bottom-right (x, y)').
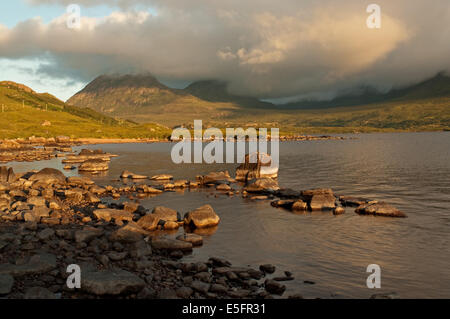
top-left (2, 0), bottom-right (449, 101)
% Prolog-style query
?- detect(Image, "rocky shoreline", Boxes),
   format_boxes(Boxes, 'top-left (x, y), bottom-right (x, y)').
top-left (0, 145), bottom-right (405, 300)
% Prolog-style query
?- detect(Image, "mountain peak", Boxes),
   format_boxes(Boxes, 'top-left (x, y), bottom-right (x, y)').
top-left (80, 73), bottom-right (169, 93)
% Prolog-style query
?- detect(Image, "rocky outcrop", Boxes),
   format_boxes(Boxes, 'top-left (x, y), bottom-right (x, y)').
top-left (0, 167), bottom-right (16, 183)
top-left (355, 202), bottom-right (407, 217)
top-left (81, 268), bottom-right (145, 295)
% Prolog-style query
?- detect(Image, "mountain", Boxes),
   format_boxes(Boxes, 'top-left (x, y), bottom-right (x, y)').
top-left (67, 74), bottom-right (273, 126)
top-left (0, 81), bottom-right (170, 139)
top-left (184, 80), bottom-right (273, 109)
top-left (280, 73), bottom-right (450, 109)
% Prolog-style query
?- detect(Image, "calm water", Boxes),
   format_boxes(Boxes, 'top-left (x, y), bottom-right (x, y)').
top-left (9, 132), bottom-right (450, 298)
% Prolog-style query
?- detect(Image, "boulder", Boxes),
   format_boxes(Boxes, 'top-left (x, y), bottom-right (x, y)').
top-left (292, 200), bottom-right (308, 211)
top-left (75, 226), bottom-right (104, 243)
top-left (93, 209), bottom-right (133, 223)
top-left (66, 176), bottom-right (95, 185)
top-left (199, 171), bottom-right (232, 185)
top-left (0, 274), bottom-right (14, 295)
top-left (0, 253), bottom-right (57, 277)
top-left (137, 214), bottom-right (159, 231)
top-left (216, 183), bottom-right (232, 191)
top-left (184, 204), bottom-right (220, 228)
top-left (309, 194), bottom-right (336, 211)
top-left (245, 178), bottom-right (280, 193)
top-left (78, 159), bottom-right (109, 172)
top-left (176, 233), bottom-right (203, 246)
top-left (81, 268), bottom-right (145, 296)
top-left (110, 222), bottom-right (148, 243)
top-left (235, 152), bottom-right (278, 182)
top-left (28, 168), bottom-right (65, 184)
top-left (265, 279), bottom-right (286, 295)
top-left (355, 202), bottom-right (407, 218)
top-left (151, 236), bottom-right (193, 252)
top-left (152, 206), bottom-right (178, 222)
top-left (300, 188), bottom-right (334, 202)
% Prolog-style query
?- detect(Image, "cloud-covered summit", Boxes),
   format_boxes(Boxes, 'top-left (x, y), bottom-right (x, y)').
top-left (2, 0), bottom-right (449, 101)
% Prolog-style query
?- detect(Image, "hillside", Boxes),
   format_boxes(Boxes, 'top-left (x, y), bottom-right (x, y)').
top-left (67, 74), bottom-right (270, 126)
top-left (281, 73), bottom-right (450, 110)
top-left (66, 73), bottom-right (450, 132)
top-left (0, 81), bottom-right (171, 139)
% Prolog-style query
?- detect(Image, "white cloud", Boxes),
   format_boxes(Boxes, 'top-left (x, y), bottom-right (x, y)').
top-left (2, 0), bottom-right (449, 100)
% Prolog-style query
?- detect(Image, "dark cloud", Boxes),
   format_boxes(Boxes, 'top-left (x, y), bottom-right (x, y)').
top-left (2, 0), bottom-right (449, 100)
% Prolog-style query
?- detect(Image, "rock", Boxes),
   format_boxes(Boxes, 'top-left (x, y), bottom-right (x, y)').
top-left (110, 222), bottom-right (148, 243)
top-left (355, 202), bottom-right (407, 217)
top-left (0, 274), bottom-right (14, 295)
top-left (0, 166), bottom-right (16, 183)
top-left (235, 152), bottom-right (278, 182)
top-left (260, 264), bottom-right (276, 274)
top-left (24, 206), bottom-right (51, 222)
top-left (0, 252), bottom-right (57, 276)
top-left (137, 214), bottom-right (159, 231)
top-left (301, 188), bottom-right (334, 201)
top-left (130, 241), bottom-right (152, 259)
top-left (265, 279), bottom-right (286, 295)
top-left (199, 171), bottom-right (232, 185)
top-left (75, 226), bottom-right (104, 243)
top-left (152, 206), bottom-right (178, 222)
top-left (37, 228), bottom-right (55, 241)
top-left (107, 251), bottom-right (128, 261)
top-left (209, 257), bottom-right (232, 267)
top-left (150, 174), bottom-right (173, 180)
top-left (370, 292), bottom-right (399, 299)
top-left (163, 221), bottom-right (179, 230)
top-left (176, 286), bottom-right (194, 299)
top-left (78, 159), bottom-right (109, 172)
top-left (67, 176), bottom-right (95, 185)
top-left (309, 194), bottom-right (336, 211)
top-left (120, 170), bottom-right (133, 178)
top-left (151, 236), bottom-right (193, 252)
top-left (81, 268), bottom-right (145, 296)
top-left (275, 188), bottom-right (301, 199)
top-left (89, 185), bottom-right (106, 195)
top-left (184, 204), bottom-right (220, 228)
top-left (210, 283), bottom-right (228, 294)
top-left (216, 183), bottom-right (232, 191)
top-left (28, 168), bottom-right (66, 184)
top-left (191, 280), bottom-right (210, 294)
top-left (271, 199), bottom-right (294, 209)
top-left (339, 196), bottom-right (369, 207)
top-left (176, 233), bottom-right (203, 246)
top-left (85, 192), bottom-right (101, 204)
top-left (245, 178), bottom-right (280, 193)
top-left (24, 287), bottom-right (58, 299)
top-left (65, 189), bottom-right (84, 202)
top-left (27, 196), bottom-right (46, 207)
top-left (93, 209), bottom-right (133, 223)
top-left (140, 185), bottom-right (163, 194)
top-left (292, 200), bottom-right (308, 211)
top-left (123, 202), bottom-right (140, 213)
top-left (173, 180), bottom-right (188, 188)
top-left (334, 207), bottom-right (345, 215)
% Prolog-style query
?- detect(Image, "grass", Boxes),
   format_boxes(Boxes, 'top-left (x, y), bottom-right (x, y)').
top-left (0, 82), bottom-right (171, 139)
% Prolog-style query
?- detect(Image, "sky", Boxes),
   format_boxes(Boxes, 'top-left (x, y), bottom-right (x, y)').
top-left (0, 0), bottom-right (449, 102)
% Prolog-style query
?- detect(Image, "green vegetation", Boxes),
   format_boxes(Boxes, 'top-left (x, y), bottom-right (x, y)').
top-left (0, 81), bottom-right (171, 139)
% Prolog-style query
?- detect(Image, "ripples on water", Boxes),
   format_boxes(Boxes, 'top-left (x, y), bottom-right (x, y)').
top-left (8, 132), bottom-right (450, 298)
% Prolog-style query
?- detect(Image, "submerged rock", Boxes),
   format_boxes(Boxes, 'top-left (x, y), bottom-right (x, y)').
top-left (176, 233), bottom-right (203, 246)
top-left (199, 171), bottom-right (232, 185)
top-left (355, 202), bottom-right (407, 217)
